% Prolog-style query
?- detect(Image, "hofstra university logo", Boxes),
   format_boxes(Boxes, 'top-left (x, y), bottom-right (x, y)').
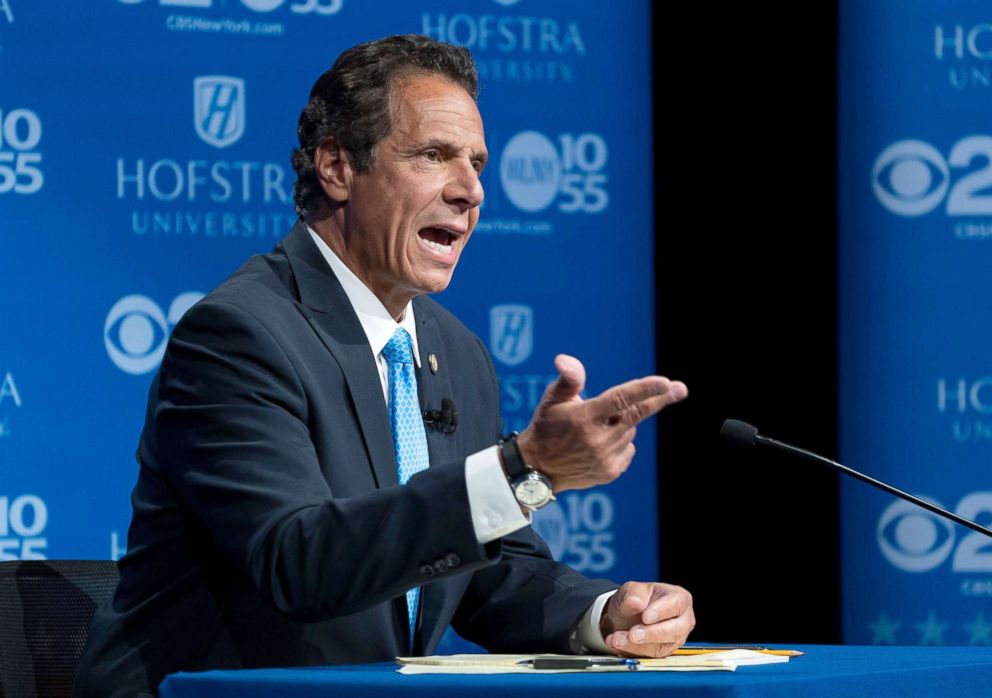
top-left (934, 23), bottom-right (992, 90)
top-left (116, 75), bottom-right (295, 240)
top-left (490, 304), bottom-right (533, 366)
top-left (194, 76), bottom-right (245, 148)
top-left (421, 7), bottom-right (586, 83)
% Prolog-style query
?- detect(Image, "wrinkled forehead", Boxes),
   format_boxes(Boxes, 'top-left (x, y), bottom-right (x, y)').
top-left (386, 72), bottom-right (484, 135)
top-left (387, 75), bottom-right (485, 145)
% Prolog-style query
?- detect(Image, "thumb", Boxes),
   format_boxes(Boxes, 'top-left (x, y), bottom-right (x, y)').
top-left (542, 354), bottom-right (586, 403)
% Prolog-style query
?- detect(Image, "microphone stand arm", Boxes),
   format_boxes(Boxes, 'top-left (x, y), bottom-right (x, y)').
top-left (755, 434), bottom-right (992, 539)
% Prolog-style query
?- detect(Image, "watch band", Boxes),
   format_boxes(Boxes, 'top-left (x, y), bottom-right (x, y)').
top-left (498, 432), bottom-right (528, 479)
top-left (499, 432), bottom-right (555, 511)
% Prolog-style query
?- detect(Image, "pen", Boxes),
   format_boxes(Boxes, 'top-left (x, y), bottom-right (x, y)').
top-left (524, 657), bottom-right (640, 670)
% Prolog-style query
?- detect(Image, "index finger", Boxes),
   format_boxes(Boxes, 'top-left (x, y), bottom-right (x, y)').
top-left (589, 376), bottom-right (688, 425)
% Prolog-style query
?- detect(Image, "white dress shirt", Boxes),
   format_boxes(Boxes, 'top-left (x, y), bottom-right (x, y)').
top-left (306, 226), bottom-right (611, 653)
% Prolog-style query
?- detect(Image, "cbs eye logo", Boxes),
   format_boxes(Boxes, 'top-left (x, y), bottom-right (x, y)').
top-left (116, 0), bottom-right (343, 15)
top-left (104, 292), bottom-right (203, 375)
top-left (872, 141), bottom-right (949, 217)
top-left (877, 492), bottom-right (992, 573)
top-left (872, 136), bottom-right (992, 217)
top-left (877, 498), bottom-right (955, 572)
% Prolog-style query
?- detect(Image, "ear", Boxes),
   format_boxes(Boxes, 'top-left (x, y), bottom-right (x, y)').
top-left (314, 137), bottom-right (353, 203)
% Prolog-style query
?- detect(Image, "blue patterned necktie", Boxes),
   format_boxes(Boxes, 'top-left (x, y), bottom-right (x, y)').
top-left (381, 327), bottom-right (431, 649)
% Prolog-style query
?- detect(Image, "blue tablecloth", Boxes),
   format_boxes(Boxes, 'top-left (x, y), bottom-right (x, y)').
top-left (159, 645), bottom-right (992, 697)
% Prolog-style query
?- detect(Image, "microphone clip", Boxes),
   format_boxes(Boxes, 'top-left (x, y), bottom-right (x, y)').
top-left (423, 398), bottom-right (458, 435)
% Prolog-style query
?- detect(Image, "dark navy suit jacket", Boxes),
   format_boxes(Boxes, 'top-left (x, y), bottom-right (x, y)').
top-left (74, 223), bottom-right (616, 697)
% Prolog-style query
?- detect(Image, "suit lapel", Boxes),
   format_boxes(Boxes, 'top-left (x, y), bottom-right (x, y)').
top-left (412, 303), bottom-right (456, 465)
top-left (283, 225), bottom-right (465, 650)
top-left (282, 223), bottom-right (398, 488)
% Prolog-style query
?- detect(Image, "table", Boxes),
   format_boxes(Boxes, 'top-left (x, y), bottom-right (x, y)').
top-left (159, 645), bottom-right (992, 697)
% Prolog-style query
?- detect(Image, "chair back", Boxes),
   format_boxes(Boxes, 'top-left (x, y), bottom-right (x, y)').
top-left (0, 560), bottom-right (120, 698)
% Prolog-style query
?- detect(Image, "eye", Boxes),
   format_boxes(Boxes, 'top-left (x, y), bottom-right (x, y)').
top-left (422, 149), bottom-right (441, 163)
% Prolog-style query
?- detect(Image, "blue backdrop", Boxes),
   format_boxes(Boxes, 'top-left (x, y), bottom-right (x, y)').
top-left (840, 1), bottom-right (992, 647)
top-left (0, 0), bottom-right (656, 647)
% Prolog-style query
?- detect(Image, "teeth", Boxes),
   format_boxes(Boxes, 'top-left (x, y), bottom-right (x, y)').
top-left (422, 237), bottom-right (452, 254)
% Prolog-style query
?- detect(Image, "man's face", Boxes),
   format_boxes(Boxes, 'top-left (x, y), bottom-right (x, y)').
top-left (344, 74), bottom-right (487, 310)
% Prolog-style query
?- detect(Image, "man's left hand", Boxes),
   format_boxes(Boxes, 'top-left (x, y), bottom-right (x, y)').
top-left (600, 581), bottom-right (695, 658)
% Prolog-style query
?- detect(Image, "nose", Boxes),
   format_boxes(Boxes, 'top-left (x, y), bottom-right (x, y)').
top-left (443, 159), bottom-right (485, 211)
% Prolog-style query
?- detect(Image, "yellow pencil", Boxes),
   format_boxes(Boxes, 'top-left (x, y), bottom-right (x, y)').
top-left (674, 647), bottom-right (805, 657)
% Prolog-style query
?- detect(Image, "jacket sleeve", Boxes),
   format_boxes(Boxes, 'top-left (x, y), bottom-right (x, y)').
top-left (451, 335), bottom-right (619, 653)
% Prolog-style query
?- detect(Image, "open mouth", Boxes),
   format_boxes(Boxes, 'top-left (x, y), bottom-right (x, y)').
top-left (418, 227), bottom-right (456, 255)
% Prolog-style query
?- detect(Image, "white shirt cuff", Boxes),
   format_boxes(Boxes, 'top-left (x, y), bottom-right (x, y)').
top-left (573, 590), bottom-right (615, 654)
top-left (465, 445), bottom-right (530, 544)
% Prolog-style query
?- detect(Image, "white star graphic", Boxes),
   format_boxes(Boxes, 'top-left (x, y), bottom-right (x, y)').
top-left (869, 611), bottom-right (901, 645)
top-left (964, 611), bottom-right (992, 646)
top-left (915, 611), bottom-right (949, 645)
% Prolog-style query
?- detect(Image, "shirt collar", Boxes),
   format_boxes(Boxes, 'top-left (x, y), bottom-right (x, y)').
top-left (306, 224), bottom-right (421, 367)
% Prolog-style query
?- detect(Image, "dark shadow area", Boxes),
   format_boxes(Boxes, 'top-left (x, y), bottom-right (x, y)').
top-left (653, 5), bottom-right (841, 643)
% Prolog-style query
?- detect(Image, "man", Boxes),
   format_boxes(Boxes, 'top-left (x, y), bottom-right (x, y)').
top-left (75, 35), bottom-right (694, 697)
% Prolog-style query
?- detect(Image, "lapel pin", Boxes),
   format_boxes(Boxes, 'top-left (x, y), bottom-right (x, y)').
top-left (428, 353), bottom-right (439, 374)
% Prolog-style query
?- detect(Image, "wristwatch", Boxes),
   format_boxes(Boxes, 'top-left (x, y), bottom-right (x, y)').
top-left (498, 432), bottom-right (555, 511)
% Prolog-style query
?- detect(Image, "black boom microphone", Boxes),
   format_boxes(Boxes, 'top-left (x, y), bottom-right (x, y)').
top-left (720, 418), bottom-right (992, 539)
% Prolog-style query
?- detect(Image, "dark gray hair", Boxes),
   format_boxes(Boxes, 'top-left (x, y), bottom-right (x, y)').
top-left (290, 34), bottom-right (480, 217)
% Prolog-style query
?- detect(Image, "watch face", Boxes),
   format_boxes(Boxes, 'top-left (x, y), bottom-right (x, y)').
top-left (515, 474), bottom-right (552, 507)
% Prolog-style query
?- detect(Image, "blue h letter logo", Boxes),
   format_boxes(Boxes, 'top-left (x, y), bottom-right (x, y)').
top-left (193, 76), bottom-right (245, 148)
